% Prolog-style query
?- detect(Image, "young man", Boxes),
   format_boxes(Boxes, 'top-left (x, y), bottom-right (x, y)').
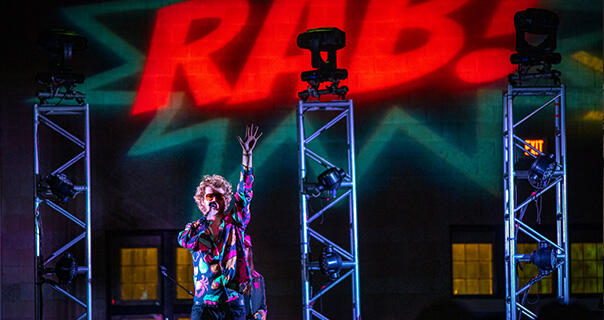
top-left (178, 124), bottom-right (262, 320)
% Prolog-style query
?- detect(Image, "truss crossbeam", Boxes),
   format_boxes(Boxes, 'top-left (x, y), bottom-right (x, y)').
top-left (308, 228), bottom-right (353, 261)
top-left (43, 232), bottom-right (87, 266)
top-left (308, 190), bottom-right (352, 223)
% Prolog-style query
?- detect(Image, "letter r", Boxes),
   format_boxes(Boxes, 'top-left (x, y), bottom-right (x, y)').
top-left (132, 0), bottom-right (249, 114)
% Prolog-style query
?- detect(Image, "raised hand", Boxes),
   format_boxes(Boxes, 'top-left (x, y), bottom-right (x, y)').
top-left (238, 124), bottom-right (262, 155)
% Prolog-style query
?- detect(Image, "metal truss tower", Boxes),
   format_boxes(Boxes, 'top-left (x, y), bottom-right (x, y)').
top-left (297, 99), bottom-right (361, 319)
top-left (503, 85), bottom-right (569, 320)
top-left (34, 101), bottom-right (92, 320)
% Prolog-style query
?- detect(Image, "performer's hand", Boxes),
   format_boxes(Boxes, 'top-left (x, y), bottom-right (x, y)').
top-left (192, 220), bottom-right (200, 229)
top-left (242, 282), bottom-right (251, 295)
top-left (192, 217), bottom-right (207, 229)
top-left (238, 124), bottom-right (262, 154)
top-left (253, 311), bottom-right (266, 320)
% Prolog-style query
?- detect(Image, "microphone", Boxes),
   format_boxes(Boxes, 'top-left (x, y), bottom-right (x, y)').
top-left (209, 202), bottom-right (218, 209)
top-left (159, 265), bottom-right (193, 297)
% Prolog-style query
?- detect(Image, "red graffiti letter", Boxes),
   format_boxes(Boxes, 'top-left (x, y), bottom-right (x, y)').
top-left (455, 0), bottom-right (538, 83)
top-left (350, 0), bottom-right (466, 91)
top-left (132, 0), bottom-right (248, 114)
top-left (229, 0), bottom-right (346, 104)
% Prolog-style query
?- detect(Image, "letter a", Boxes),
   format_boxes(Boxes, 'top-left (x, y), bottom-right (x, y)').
top-left (229, 0), bottom-right (346, 104)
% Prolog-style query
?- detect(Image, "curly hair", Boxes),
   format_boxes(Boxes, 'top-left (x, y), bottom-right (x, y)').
top-left (193, 174), bottom-right (233, 213)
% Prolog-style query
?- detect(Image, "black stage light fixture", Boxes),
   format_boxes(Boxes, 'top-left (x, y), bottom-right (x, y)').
top-left (514, 9), bottom-right (558, 55)
top-left (528, 154), bottom-right (556, 189)
top-left (36, 29), bottom-right (88, 103)
top-left (297, 27), bottom-right (348, 101)
top-left (530, 242), bottom-right (556, 272)
top-left (509, 8), bottom-right (561, 85)
top-left (38, 29), bottom-right (88, 74)
top-left (320, 246), bottom-right (343, 281)
top-left (37, 173), bottom-right (78, 202)
top-left (317, 167), bottom-right (346, 193)
top-left (304, 167), bottom-right (346, 198)
top-left (54, 253), bottom-right (79, 284)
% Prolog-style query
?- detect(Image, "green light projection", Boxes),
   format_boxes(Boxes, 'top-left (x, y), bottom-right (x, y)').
top-left (55, 0), bottom-right (601, 221)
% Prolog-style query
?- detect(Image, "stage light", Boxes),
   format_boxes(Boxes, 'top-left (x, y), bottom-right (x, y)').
top-left (509, 8), bottom-right (561, 85)
top-left (297, 27), bottom-right (348, 101)
top-left (38, 29), bottom-right (87, 74)
top-left (36, 29), bottom-right (87, 103)
top-left (304, 167), bottom-right (346, 198)
top-left (530, 242), bottom-right (556, 272)
top-left (320, 246), bottom-right (342, 281)
top-left (317, 167), bottom-right (346, 193)
top-left (37, 173), bottom-right (78, 202)
top-left (528, 154), bottom-right (557, 189)
top-left (54, 253), bottom-right (79, 284)
top-left (513, 9), bottom-right (558, 55)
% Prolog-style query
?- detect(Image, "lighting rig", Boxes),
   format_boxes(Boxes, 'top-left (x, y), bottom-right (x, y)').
top-left (503, 8), bottom-right (569, 320)
top-left (34, 29), bottom-right (92, 320)
top-left (297, 26), bottom-right (360, 320)
top-left (297, 27), bottom-right (348, 101)
top-left (508, 8), bottom-right (561, 86)
top-left (36, 29), bottom-right (87, 104)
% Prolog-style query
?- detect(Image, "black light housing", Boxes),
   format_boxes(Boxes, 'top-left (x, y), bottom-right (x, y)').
top-left (317, 167), bottom-right (346, 192)
top-left (297, 27), bottom-right (345, 71)
top-left (37, 173), bottom-right (78, 202)
top-left (528, 154), bottom-right (556, 189)
top-left (38, 29), bottom-right (87, 75)
top-left (530, 242), bottom-right (556, 272)
top-left (297, 27), bottom-right (348, 100)
top-left (304, 167), bottom-right (346, 198)
top-left (513, 9), bottom-right (558, 55)
top-left (55, 253), bottom-right (78, 284)
top-left (36, 29), bottom-right (88, 103)
top-left (320, 246), bottom-right (342, 281)
top-left (509, 8), bottom-right (561, 85)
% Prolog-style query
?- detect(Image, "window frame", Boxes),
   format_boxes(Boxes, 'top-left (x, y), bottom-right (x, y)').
top-left (106, 230), bottom-right (194, 318)
top-left (449, 225), bottom-right (501, 298)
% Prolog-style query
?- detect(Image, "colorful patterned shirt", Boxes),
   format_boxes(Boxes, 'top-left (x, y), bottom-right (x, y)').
top-left (178, 166), bottom-right (253, 305)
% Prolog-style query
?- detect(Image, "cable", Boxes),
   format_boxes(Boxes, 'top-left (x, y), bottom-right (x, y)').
top-left (516, 260), bottom-right (563, 319)
top-left (535, 196), bottom-right (542, 224)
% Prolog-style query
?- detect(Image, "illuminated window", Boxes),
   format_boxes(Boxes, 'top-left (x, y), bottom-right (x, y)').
top-left (176, 248), bottom-right (195, 299)
top-left (516, 243), bottom-right (552, 294)
top-left (571, 242), bottom-right (603, 294)
top-left (120, 248), bottom-right (158, 300)
top-left (452, 243), bottom-right (493, 295)
top-left (523, 139), bottom-right (544, 156)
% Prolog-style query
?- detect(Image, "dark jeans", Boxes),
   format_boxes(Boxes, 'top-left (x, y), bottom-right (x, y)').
top-left (191, 296), bottom-right (246, 320)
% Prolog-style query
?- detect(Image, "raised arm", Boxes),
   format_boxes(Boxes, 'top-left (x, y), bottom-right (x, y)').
top-left (238, 124), bottom-right (262, 169)
top-left (230, 124), bottom-right (261, 228)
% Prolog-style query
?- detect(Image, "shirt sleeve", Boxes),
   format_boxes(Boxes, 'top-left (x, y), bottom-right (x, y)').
top-left (229, 165), bottom-right (254, 228)
top-left (177, 218), bottom-right (212, 252)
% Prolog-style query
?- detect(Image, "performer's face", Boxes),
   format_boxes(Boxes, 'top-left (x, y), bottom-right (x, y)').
top-left (202, 186), bottom-right (226, 221)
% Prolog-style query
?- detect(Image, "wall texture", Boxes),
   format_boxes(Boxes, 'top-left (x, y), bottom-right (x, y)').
top-left (1, 0), bottom-right (602, 319)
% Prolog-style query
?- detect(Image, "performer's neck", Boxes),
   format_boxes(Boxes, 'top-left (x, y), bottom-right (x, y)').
top-left (209, 217), bottom-right (223, 239)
